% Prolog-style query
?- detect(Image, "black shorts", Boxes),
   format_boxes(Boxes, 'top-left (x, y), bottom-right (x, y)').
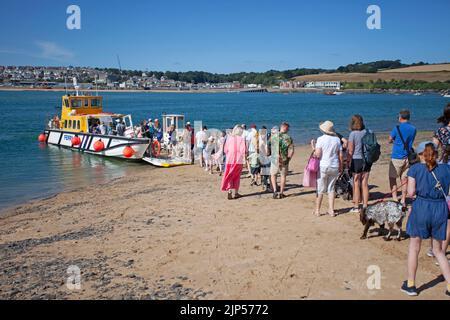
top-left (350, 159), bottom-right (372, 174)
top-left (251, 167), bottom-right (261, 175)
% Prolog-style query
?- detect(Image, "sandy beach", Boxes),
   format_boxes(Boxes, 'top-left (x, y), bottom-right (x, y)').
top-left (1, 131), bottom-right (448, 300)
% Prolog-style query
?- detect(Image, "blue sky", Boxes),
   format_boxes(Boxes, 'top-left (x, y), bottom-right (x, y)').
top-left (0, 0), bottom-right (449, 73)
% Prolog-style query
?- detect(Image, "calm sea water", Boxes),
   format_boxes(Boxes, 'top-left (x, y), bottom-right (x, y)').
top-left (0, 90), bottom-right (447, 210)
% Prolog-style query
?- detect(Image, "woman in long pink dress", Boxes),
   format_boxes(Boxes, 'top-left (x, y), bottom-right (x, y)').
top-left (221, 125), bottom-right (246, 200)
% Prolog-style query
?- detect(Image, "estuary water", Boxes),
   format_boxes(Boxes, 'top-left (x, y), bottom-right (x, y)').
top-left (0, 90), bottom-right (446, 210)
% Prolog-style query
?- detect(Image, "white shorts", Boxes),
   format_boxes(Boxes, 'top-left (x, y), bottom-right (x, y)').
top-left (317, 166), bottom-right (339, 195)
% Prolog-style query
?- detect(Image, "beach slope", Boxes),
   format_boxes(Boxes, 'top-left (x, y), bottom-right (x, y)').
top-left (0, 131), bottom-right (447, 300)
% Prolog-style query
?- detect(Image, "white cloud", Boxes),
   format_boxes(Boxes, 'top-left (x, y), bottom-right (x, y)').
top-left (0, 41), bottom-right (75, 63)
top-left (35, 41), bottom-right (74, 62)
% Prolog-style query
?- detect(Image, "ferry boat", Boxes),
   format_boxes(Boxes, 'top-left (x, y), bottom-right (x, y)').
top-left (39, 87), bottom-right (151, 159)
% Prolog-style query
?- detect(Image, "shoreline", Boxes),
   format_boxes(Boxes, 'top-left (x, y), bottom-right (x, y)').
top-left (0, 131), bottom-right (433, 217)
top-left (0, 87), bottom-right (446, 94)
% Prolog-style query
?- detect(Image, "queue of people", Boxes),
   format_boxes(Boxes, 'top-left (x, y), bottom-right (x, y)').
top-left (192, 103), bottom-right (450, 298)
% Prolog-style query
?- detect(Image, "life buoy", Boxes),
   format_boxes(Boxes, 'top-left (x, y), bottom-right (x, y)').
top-left (152, 140), bottom-right (161, 157)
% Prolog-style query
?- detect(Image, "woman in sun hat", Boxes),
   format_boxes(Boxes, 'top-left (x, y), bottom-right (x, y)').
top-left (401, 141), bottom-right (450, 297)
top-left (311, 120), bottom-right (343, 217)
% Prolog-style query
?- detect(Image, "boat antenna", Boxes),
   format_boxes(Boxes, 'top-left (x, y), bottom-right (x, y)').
top-left (117, 54), bottom-right (122, 73)
top-left (95, 74), bottom-right (98, 96)
top-left (73, 77), bottom-right (79, 96)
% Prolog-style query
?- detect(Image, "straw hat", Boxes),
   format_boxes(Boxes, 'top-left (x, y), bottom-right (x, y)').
top-left (319, 121), bottom-right (336, 136)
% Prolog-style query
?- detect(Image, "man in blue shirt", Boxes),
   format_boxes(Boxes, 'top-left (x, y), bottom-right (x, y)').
top-left (388, 109), bottom-right (417, 206)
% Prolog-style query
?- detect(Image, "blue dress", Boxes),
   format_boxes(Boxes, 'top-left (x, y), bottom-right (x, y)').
top-left (406, 163), bottom-right (450, 240)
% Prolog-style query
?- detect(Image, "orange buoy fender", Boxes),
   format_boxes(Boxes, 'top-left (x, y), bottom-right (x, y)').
top-left (152, 140), bottom-right (161, 157)
top-left (71, 136), bottom-right (81, 146)
top-left (38, 133), bottom-right (46, 143)
top-left (123, 146), bottom-right (135, 158)
top-left (93, 139), bottom-right (105, 152)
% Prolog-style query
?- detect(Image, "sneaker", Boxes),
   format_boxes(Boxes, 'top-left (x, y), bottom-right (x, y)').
top-left (349, 207), bottom-right (360, 214)
top-left (426, 248), bottom-right (435, 258)
top-left (272, 192), bottom-right (278, 199)
top-left (400, 281), bottom-right (418, 296)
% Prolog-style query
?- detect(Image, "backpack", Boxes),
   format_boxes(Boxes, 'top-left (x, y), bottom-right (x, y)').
top-left (442, 127), bottom-right (450, 163)
top-left (362, 129), bottom-right (381, 165)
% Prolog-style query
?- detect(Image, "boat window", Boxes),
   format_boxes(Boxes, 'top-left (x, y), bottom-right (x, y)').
top-left (64, 120), bottom-right (68, 128)
top-left (91, 98), bottom-right (100, 107)
top-left (68, 120), bottom-right (72, 128)
top-left (64, 99), bottom-right (70, 108)
top-left (71, 99), bottom-right (83, 108)
top-left (84, 99), bottom-right (89, 107)
top-left (124, 117), bottom-right (131, 128)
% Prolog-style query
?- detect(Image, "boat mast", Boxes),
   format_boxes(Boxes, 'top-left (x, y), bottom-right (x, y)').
top-left (73, 77), bottom-right (79, 96)
top-left (95, 74), bottom-right (99, 96)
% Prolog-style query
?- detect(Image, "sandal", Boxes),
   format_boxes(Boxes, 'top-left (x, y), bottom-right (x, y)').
top-left (234, 193), bottom-right (242, 199)
top-left (227, 191), bottom-right (233, 200)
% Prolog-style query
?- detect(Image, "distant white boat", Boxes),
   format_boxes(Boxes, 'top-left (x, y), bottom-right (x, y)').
top-left (443, 94), bottom-right (450, 98)
top-left (324, 91), bottom-right (344, 96)
top-left (413, 92), bottom-right (423, 96)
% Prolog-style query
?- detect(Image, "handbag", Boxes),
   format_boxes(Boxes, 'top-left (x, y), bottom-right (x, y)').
top-left (303, 164), bottom-right (317, 188)
top-left (306, 152), bottom-right (320, 173)
top-left (396, 125), bottom-right (418, 165)
top-left (303, 152), bottom-right (319, 189)
top-left (430, 170), bottom-right (450, 213)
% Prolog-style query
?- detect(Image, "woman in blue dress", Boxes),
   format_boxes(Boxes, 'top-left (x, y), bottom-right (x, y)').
top-left (401, 142), bottom-right (450, 297)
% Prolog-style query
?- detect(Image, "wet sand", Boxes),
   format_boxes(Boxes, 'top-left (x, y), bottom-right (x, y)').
top-left (1, 131), bottom-right (448, 300)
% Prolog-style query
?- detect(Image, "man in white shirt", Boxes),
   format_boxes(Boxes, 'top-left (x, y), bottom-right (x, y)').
top-left (195, 126), bottom-right (209, 167)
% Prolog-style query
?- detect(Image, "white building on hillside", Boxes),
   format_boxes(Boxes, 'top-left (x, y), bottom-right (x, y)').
top-left (305, 81), bottom-right (341, 90)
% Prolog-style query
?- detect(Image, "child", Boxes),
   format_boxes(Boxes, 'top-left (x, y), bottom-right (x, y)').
top-left (247, 148), bottom-right (261, 186)
top-left (203, 136), bottom-right (215, 174)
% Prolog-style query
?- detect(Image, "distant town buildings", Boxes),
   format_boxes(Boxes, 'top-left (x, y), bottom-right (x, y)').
top-left (0, 65), bottom-right (341, 91)
top-left (279, 80), bottom-right (304, 89)
top-left (304, 81), bottom-right (341, 90)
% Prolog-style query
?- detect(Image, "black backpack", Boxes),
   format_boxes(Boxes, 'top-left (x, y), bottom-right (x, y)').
top-left (362, 129), bottom-right (381, 165)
